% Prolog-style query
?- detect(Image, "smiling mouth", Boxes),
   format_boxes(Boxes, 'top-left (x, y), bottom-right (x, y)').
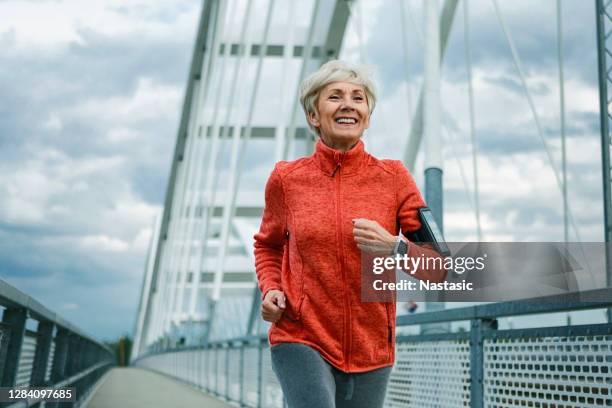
top-left (335, 117), bottom-right (357, 124)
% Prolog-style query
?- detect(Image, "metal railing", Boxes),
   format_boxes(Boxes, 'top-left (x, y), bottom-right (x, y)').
top-left (0, 279), bottom-right (115, 407)
top-left (133, 287), bottom-right (612, 408)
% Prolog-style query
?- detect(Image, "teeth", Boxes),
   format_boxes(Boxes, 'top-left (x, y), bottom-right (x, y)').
top-left (336, 118), bottom-right (357, 124)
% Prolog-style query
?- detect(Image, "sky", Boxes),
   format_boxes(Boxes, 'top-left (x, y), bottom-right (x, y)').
top-left (0, 0), bottom-right (606, 342)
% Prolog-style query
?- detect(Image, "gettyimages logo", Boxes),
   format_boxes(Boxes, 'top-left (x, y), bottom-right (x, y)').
top-left (372, 252), bottom-right (487, 275)
top-left (361, 242), bottom-right (606, 302)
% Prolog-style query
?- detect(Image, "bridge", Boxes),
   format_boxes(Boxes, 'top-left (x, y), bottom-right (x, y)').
top-left (1, 0), bottom-right (612, 407)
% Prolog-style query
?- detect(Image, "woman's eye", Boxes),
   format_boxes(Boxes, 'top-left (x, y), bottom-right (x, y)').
top-left (354, 96), bottom-right (364, 101)
top-left (329, 95), bottom-right (340, 100)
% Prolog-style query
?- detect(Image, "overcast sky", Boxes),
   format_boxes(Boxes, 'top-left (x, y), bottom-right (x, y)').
top-left (0, 0), bottom-right (605, 341)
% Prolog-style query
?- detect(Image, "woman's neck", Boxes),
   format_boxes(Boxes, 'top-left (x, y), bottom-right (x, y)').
top-left (319, 135), bottom-right (360, 152)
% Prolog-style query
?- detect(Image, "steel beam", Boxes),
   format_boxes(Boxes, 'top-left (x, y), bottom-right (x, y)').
top-left (30, 320), bottom-right (54, 386)
top-left (0, 307), bottom-right (27, 387)
top-left (403, 0), bottom-right (459, 171)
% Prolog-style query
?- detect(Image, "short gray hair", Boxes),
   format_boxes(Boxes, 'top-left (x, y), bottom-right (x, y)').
top-left (299, 60), bottom-right (377, 135)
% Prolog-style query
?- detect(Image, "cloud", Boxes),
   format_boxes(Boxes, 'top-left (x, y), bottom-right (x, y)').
top-left (80, 234), bottom-right (130, 252)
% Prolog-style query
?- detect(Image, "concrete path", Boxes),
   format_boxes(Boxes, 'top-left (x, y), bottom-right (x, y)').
top-left (86, 367), bottom-right (232, 408)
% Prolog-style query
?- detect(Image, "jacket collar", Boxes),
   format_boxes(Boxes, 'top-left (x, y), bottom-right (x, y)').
top-left (313, 138), bottom-right (367, 176)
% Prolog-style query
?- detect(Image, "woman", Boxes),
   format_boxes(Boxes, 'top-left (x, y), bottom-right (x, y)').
top-left (254, 60), bottom-right (446, 408)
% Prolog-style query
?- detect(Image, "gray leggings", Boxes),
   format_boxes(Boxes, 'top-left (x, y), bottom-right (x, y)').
top-left (270, 342), bottom-right (392, 408)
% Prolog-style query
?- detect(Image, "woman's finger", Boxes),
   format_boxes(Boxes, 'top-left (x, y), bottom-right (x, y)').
top-left (353, 228), bottom-right (378, 240)
top-left (262, 301), bottom-right (280, 313)
top-left (262, 310), bottom-right (282, 323)
top-left (354, 236), bottom-right (377, 245)
top-left (261, 310), bottom-right (276, 321)
top-left (272, 293), bottom-right (286, 309)
top-left (352, 227), bottom-right (370, 236)
top-left (357, 244), bottom-right (372, 252)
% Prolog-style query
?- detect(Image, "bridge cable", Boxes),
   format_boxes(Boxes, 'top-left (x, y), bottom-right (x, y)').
top-left (283, 0), bottom-right (322, 160)
top-left (399, 0), bottom-right (415, 133)
top-left (463, 0), bottom-right (483, 241)
top-left (557, 0), bottom-right (569, 244)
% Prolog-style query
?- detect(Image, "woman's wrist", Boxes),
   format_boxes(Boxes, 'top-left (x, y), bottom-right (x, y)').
top-left (392, 233), bottom-right (409, 256)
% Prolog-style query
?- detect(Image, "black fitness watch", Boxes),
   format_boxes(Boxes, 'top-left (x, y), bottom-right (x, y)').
top-left (393, 237), bottom-right (409, 256)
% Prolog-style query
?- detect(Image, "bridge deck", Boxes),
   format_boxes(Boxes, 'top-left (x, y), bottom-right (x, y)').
top-left (86, 367), bottom-right (232, 408)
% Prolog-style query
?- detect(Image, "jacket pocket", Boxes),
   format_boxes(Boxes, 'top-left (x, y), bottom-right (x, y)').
top-left (283, 292), bottom-right (305, 322)
top-left (280, 232), bottom-right (305, 321)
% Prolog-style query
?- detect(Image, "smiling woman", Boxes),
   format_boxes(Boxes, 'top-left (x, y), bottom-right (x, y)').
top-left (307, 82), bottom-right (370, 151)
top-left (253, 60), bottom-right (445, 408)
top-left (300, 61), bottom-right (376, 151)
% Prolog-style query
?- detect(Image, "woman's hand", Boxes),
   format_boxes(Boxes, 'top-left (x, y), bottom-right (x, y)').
top-left (352, 218), bottom-right (396, 256)
top-left (261, 289), bottom-right (286, 323)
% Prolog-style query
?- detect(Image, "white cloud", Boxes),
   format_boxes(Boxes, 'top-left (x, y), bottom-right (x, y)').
top-left (64, 77), bottom-right (183, 125)
top-left (106, 127), bottom-right (141, 143)
top-left (60, 302), bottom-right (80, 311)
top-left (0, 0), bottom-right (199, 54)
top-left (43, 114), bottom-right (63, 132)
top-left (80, 234), bottom-right (130, 252)
top-left (132, 226), bottom-right (154, 252)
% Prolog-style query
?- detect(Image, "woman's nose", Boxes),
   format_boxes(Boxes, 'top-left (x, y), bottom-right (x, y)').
top-left (340, 97), bottom-right (355, 110)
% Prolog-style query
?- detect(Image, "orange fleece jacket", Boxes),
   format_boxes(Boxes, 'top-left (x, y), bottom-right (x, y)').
top-left (254, 139), bottom-right (446, 373)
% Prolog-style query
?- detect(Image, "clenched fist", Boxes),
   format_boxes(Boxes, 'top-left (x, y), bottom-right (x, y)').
top-left (261, 289), bottom-right (286, 323)
top-left (352, 218), bottom-right (396, 256)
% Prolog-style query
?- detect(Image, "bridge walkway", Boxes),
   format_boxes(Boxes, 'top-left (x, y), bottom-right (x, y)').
top-left (85, 367), bottom-right (232, 408)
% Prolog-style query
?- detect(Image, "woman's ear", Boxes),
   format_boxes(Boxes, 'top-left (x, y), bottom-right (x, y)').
top-left (308, 111), bottom-right (320, 128)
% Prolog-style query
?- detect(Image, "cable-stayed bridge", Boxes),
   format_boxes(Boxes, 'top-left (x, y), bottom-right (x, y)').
top-left (2, 0), bottom-right (612, 407)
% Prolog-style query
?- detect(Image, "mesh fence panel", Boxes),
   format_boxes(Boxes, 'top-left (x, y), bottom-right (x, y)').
top-left (217, 347), bottom-right (227, 397)
top-left (484, 334), bottom-right (612, 407)
top-left (15, 333), bottom-right (37, 387)
top-left (228, 347), bottom-right (242, 402)
top-left (243, 346), bottom-right (260, 407)
top-left (385, 339), bottom-right (471, 407)
top-left (261, 346), bottom-right (284, 408)
top-left (44, 337), bottom-right (55, 382)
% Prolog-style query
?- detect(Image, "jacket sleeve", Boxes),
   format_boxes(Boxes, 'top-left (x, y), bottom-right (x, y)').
top-left (395, 161), bottom-right (447, 283)
top-left (253, 165), bottom-right (287, 300)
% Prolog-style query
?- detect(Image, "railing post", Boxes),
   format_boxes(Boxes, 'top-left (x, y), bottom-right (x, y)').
top-left (74, 337), bottom-right (84, 374)
top-left (30, 320), bottom-right (54, 386)
top-left (257, 339), bottom-right (264, 408)
top-left (51, 328), bottom-right (70, 384)
top-left (65, 334), bottom-right (78, 377)
top-left (0, 307), bottom-right (27, 387)
top-left (214, 344), bottom-right (219, 396)
top-left (199, 348), bottom-right (203, 389)
top-left (239, 341), bottom-right (245, 407)
top-left (470, 318), bottom-right (497, 408)
top-left (225, 341), bottom-right (230, 401)
top-left (205, 346), bottom-right (210, 392)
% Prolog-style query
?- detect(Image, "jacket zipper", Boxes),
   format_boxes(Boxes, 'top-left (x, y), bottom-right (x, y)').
top-left (332, 155), bottom-right (351, 371)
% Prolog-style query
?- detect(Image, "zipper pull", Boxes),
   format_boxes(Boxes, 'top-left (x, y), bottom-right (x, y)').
top-left (331, 161), bottom-right (342, 177)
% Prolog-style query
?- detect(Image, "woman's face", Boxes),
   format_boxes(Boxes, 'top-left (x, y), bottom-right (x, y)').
top-left (308, 81), bottom-right (370, 150)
